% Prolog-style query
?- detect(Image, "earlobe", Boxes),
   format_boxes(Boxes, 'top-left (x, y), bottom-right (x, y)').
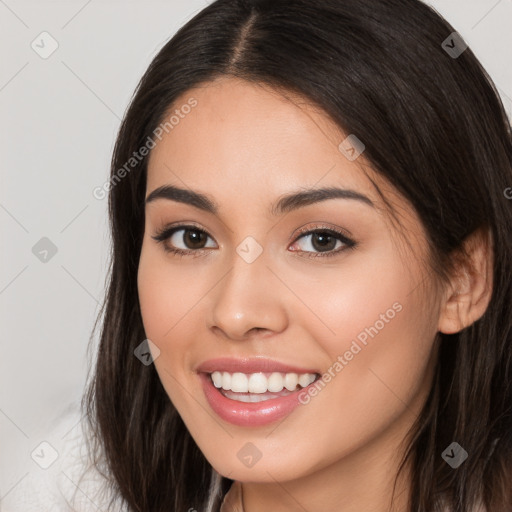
top-left (437, 228), bottom-right (493, 335)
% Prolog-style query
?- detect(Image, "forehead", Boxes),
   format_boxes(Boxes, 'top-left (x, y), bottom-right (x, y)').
top-left (146, 76), bottom-right (388, 213)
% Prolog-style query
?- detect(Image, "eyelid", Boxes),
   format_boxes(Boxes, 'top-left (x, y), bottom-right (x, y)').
top-left (151, 221), bottom-right (213, 242)
top-left (151, 222), bottom-right (218, 256)
top-left (290, 223), bottom-right (356, 259)
top-left (292, 222), bottom-right (353, 242)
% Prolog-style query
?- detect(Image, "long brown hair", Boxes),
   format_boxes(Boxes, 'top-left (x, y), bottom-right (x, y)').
top-left (81, 0), bottom-right (512, 510)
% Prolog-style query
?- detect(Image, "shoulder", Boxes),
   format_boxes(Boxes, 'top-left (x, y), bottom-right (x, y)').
top-left (1, 401), bottom-right (127, 512)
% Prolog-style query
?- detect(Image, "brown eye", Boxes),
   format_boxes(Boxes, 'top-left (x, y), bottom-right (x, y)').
top-left (310, 232), bottom-right (338, 252)
top-left (290, 226), bottom-right (356, 258)
top-left (152, 225), bottom-right (217, 255)
top-left (179, 228), bottom-right (209, 249)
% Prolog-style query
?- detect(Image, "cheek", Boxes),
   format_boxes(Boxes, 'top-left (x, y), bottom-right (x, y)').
top-left (257, 275), bottom-right (437, 479)
top-left (283, 241), bottom-right (437, 425)
top-left (301, 303), bottom-right (436, 469)
top-left (137, 241), bottom-right (205, 342)
top-left (137, 248), bottom-right (193, 407)
top-left (137, 242), bottom-right (214, 404)
top-left (284, 236), bottom-right (423, 356)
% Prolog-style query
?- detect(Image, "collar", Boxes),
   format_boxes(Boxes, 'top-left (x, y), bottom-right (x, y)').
top-left (219, 481), bottom-right (244, 512)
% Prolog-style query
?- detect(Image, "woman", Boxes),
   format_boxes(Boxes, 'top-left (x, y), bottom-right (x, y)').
top-left (81, 0), bottom-right (512, 510)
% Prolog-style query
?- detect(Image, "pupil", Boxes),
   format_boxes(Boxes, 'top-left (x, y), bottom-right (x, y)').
top-left (313, 233), bottom-right (335, 252)
top-left (186, 229), bottom-right (206, 248)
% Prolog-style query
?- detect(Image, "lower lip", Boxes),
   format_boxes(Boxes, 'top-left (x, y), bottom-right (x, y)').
top-left (199, 372), bottom-right (313, 427)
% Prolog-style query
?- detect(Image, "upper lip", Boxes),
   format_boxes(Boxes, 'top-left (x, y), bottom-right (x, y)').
top-left (196, 357), bottom-right (320, 375)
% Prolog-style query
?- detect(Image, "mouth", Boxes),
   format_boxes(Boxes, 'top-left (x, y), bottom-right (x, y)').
top-left (209, 371), bottom-right (321, 403)
top-left (197, 359), bottom-right (322, 427)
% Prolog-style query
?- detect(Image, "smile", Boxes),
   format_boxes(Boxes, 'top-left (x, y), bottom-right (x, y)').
top-left (196, 358), bottom-right (322, 426)
top-left (210, 371), bottom-right (318, 401)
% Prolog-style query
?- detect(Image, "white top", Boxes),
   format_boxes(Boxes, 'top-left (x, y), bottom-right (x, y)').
top-left (0, 401), bottom-right (127, 512)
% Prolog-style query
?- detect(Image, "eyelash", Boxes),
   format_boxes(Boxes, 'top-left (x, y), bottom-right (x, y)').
top-left (151, 222), bottom-right (357, 259)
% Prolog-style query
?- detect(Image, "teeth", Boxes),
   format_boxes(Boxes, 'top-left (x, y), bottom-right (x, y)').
top-left (268, 372), bottom-right (284, 392)
top-left (284, 373), bottom-right (298, 391)
top-left (231, 373), bottom-right (248, 392)
top-left (298, 373), bottom-right (313, 387)
top-left (222, 389), bottom-right (293, 402)
top-left (211, 371), bottom-right (223, 388)
top-left (221, 372), bottom-right (231, 391)
top-left (210, 371), bottom-right (317, 393)
top-left (248, 373), bottom-right (267, 393)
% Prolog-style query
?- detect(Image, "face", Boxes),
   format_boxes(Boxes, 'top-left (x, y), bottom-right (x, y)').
top-left (137, 76), bottom-right (443, 483)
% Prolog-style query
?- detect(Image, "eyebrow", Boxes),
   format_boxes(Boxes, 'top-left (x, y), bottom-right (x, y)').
top-left (145, 184), bottom-right (374, 215)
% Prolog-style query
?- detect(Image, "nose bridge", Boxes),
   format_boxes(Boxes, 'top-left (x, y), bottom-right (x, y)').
top-left (209, 237), bottom-right (287, 340)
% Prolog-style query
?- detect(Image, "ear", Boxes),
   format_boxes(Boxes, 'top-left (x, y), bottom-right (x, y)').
top-left (437, 227), bottom-right (494, 334)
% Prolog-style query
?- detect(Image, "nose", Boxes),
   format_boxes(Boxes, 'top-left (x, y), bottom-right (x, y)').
top-left (207, 250), bottom-right (289, 341)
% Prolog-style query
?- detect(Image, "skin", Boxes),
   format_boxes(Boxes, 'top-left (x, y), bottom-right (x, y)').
top-left (137, 76), bottom-right (493, 512)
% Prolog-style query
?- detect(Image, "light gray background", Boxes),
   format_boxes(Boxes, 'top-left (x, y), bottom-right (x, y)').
top-left (1, 0), bottom-right (511, 508)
